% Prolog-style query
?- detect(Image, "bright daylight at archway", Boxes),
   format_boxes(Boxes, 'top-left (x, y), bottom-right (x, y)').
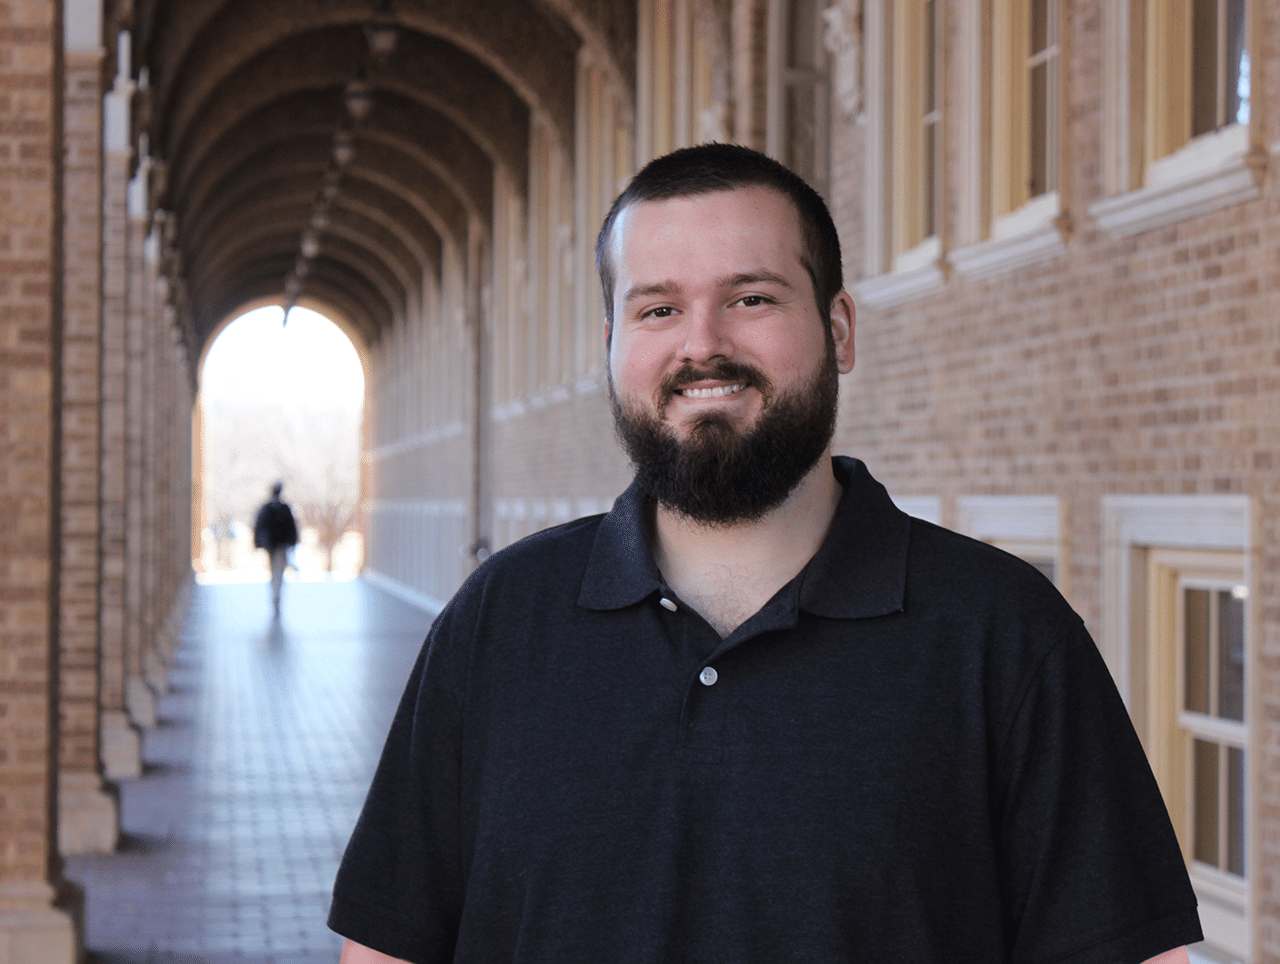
top-left (196, 305), bottom-right (366, 583)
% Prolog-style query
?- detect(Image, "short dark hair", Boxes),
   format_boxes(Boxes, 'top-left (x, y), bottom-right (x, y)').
top-left (595, 143), bottom-right (844, 328)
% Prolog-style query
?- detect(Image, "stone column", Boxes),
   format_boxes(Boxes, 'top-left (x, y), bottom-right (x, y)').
top-left (98, 31), bottom-right (141, 780)
top-left (0, 0), bottom-right (83, 958)
top-left (122, 173), bottom-right (156, 730)
top-left (57, 0), bottom-right (118, 856)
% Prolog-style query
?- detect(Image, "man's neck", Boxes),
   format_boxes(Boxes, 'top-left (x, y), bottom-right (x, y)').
top-left (651, 453), bottom-right (844, 638)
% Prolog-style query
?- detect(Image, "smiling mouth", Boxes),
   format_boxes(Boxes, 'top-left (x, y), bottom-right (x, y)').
top-left (677, 383), bottom-right (747, 399)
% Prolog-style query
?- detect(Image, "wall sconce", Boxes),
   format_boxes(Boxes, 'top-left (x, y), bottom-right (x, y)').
top-left (364, 0), bottom-right (398, 62)
top-left (344, 75), bottom-right (374, 122)
top-left (332, 128), bottom-right (356, 167)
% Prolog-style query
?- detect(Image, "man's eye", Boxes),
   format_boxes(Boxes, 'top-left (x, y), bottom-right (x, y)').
top-left (735, 295), bottom-right (769, 307)
top-left (643, 306), bottom-right (676, 319)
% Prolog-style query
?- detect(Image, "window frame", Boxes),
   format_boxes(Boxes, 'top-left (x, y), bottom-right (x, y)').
top-left (949, 0), bottom-right (1070, 281)
top-left (1148, 549), bottom-right (1249, 960)
top-left (1090, 0), bottom-right (1263, 239)
top-left (1101, 495), bottom-right (1253, 963)
top-left (853, 0), bottom-right (946, 309)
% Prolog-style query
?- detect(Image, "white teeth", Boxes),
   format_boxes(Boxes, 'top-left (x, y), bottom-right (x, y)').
top-left (680, 383), bottom-right (746, 399)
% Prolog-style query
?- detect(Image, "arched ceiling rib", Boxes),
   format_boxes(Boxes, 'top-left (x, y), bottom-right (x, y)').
top-left (152, 0), bottom-right (575, 165)
top-left (127, 0), bottom-right (636, 356)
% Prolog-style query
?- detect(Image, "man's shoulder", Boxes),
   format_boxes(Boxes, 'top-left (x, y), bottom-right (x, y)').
top-left (902, 515), bottom-right (1079, 630)
top-left (454, 512), bottom-right (607, 604)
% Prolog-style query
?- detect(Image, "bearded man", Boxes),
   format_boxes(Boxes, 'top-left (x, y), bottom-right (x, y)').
top-left (330, 145), bottom-right (1201, 964)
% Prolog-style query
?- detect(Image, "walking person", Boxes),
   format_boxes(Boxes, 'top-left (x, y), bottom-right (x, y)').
top-left (253, 480), bottom-right (298, 616)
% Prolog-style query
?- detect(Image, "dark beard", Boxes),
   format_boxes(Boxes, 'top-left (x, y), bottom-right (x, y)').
top-left (610, 350), bottom-right (839, 525)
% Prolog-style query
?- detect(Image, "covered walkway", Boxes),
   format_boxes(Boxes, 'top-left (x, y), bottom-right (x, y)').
top-left (64, 580), bottom-right (437, 964)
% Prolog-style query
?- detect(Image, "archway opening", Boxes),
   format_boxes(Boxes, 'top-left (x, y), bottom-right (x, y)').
top-left (194, 305), bottom-right (367, 582)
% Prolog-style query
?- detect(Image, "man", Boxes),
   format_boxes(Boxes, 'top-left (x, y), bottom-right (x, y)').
top-left (253, 480), bottom-right (298, 615)
top-left (331, 145), bottom-right (1201, 963)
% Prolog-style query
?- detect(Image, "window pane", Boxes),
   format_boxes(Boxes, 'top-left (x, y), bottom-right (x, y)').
top-left (1191, 0), bottom-right (1220, 136)
top-left (925, 0), bottom-right (937, 114)
top-left (1029, 61), bottom-right (1048, 197)
top-left (1184, 587), bottom-right (1211, 714)
top-left (923, 123), bottom-right (936, 238)
top-left (1030, 0), bottom-right (1049, 54)
top-left (1225, 0), bottom-right (1248, 125)
top-left (1193, 739), bottom-right (1220, 866)
top-left (1227, 745), bottom-right (1246, 876)
top-left (1218, 589), bottom-right (1245, 722)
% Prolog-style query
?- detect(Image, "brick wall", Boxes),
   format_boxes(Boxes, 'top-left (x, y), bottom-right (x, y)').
top-left (0, 0), bottom-right (63, 882)
top-left (0, 0), bottom-right (80, 953)
top-left (57, 44), bottom-right (104, 802)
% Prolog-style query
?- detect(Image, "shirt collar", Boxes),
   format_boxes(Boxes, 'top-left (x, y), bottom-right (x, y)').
top-left (577, 456), bottom-right (910, 620)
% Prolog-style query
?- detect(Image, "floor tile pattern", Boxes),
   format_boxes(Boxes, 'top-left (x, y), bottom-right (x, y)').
top-left (64, 580), bottom-right (436, 964)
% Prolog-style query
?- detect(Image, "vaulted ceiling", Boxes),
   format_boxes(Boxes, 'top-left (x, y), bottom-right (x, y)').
top-left (113, 0), bottom-right (636, 349)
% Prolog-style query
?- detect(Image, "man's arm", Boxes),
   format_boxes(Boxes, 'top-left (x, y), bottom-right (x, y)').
top-left (1143, 949), bottom-right (1189, 964)
top-left (339, 938), bottom-right (413, 964)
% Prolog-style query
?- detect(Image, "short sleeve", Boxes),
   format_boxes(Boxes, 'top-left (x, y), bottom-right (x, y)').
top-left (996, 628), bottom-right (1204, 964)
top-left (327, 613), bottom-right (467, 963)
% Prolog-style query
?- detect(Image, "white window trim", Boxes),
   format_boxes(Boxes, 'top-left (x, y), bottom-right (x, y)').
top-left (889, 494), bottom-right (941, 525)
top-left (1100, 495), bottom-right (1250, 710)
top-left (853, 237), bottom-right (946, 310)
top-left (955, 494), bottom-right (1059, 541)
top-left (955, 495), bottom-right (1064, 592)
top-left (949, 190), bottom-right (1068, 280)
top-left (1090, 124), bottom-right (1264, 238)
top-left (1104, 496), bottom-right (1254, 963)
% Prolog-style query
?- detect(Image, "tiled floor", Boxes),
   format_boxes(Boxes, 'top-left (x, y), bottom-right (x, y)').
top-left (64, 579), bottom-right (437, 964)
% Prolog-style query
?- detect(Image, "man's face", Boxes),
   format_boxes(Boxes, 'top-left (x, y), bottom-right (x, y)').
top-left (605, 186), bottom-right (855, 523)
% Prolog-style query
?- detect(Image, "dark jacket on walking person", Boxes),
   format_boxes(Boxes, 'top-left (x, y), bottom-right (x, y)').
top-left (254, 483), bottom-right (298, 551)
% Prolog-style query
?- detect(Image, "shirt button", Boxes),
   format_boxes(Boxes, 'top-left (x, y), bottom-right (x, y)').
top-left (699, 666), bottom-right (718, 686)
top-left (659, 597), bottom-right (678, 612)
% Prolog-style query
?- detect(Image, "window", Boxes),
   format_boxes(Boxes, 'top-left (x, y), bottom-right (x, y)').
top-left (1100, 495), bottom-right (1251, 964)
top-left (1149, 551), bottom-right (1249, 961)
top-left (853, 0), bottom-right (946, 308)
top-left (990, 0), bottom-right (1060, 221)
top-left (1026, 0), bottom-right (1060, 199)
top-left (1191, 0), bottom-right (1249, 137)
top-left (1091, 1), bottom-right (1260, 238)
top-left (948, 0), bottom-right (1069, 281)
top-left (889, 0), bottom-right (942, 266)
top-left (767, 0), bottom-right (830, 201)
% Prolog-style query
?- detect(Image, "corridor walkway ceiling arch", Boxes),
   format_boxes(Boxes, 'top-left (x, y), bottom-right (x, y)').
top-left (117, 0), bottom-right (636, 355)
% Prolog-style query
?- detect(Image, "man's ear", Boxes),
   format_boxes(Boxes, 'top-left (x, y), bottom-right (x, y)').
top-left (829, 291), bottom-right (855, 373)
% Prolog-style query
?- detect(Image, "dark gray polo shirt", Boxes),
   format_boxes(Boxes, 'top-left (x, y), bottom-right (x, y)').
top-left (330, 457), bottom-right (1201, 963)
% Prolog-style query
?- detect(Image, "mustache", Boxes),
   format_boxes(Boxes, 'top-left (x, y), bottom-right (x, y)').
top-left (658, 360), bottom-right (772, 407)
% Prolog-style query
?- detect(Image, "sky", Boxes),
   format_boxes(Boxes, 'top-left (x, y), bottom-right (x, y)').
top-left (200, 305), bottom-right (365, 411)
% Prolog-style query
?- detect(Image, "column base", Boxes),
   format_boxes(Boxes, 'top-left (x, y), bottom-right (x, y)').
top-left (57, 772), bottom-right (119, 855)
top-left (125, 674), bottom-right (156, 729)
top-left (0, 882), bottom-right (82, 964)
top-left (143, 646), bottom-right (168, 695)
top-left (101, 708), bottom-right (143, 779)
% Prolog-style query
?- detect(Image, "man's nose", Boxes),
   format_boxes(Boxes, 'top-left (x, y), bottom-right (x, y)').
top-left (678, 306), bottom-right (730, 363)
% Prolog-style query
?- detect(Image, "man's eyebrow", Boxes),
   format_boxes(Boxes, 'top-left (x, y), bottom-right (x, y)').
top-left (622, 281), bottom-right (680, 303)
top-left (720, 270), bottom-right (795, 290)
